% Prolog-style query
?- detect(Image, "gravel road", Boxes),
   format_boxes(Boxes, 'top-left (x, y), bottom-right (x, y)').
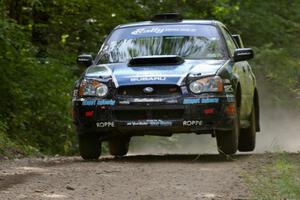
top-left (0, 154), bottom-right (254, 200)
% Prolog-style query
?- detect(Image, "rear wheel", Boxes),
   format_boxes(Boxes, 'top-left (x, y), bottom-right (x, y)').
top-left (238, 104), bottom-right (256, 151)
top-left (216, 104), bottom-right (239, 155)
top-left (78, 134), bottom-right (101, 160)
top-left (109, 137), bottom-right (130, 157)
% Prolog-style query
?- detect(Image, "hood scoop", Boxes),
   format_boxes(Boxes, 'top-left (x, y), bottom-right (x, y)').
top-left (128, 55), bottom-right (184, 66)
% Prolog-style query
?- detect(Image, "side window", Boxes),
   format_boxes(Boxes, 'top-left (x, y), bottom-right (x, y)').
top-left (220, 27), bottom-right (236, 57)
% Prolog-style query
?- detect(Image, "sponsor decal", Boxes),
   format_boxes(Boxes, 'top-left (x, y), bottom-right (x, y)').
top-left (183, 120), bottom-right (203, 126)
top-left (96, 100), bottom-right (115, 106)
top-left (96, 122), bottom-right (114, 128)
top-left (82, 100), bottom-right (115, 106)
top-left (82, 100), bottom-right (96, 106)
top-left (183, 98), bottom-right (200, 105)
top-left (131, 27), bottom-right (197, 35)
top-left (127, 121), bottom-right (147, 126)
top-left (132, 98), bottom-right (163, 103)
top-left (130, 77), bottom-right (166, 82)
top-left (166, 99), bottom-right (178, 104)
top-left (201, 98), bottom-right (219, 104)
top-left (148, 120), bottom-right (172, 126)
top-left (119, 100), bottom-right (130, 105)
top-left (127, 120), bottom-right (172, 127)
top-left (223, 79), bottom-right (231, 84)
top-left (226, 94), bottom-right (235, 103)
top-left (183, 98), bottom-right (219, 104)
top-left (224, 85), bottom-right (234, 93)
top-left (126, 98), bottom-right (177, 104)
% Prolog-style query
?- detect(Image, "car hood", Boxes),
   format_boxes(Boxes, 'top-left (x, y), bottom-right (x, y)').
top-left (85, 59), bottom-right (227, 87)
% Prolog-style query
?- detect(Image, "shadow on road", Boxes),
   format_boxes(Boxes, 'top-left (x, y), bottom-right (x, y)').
top-left (99, 153), bottom-right (253, 163)
top-left (30, 153), bottom-right (256, 168)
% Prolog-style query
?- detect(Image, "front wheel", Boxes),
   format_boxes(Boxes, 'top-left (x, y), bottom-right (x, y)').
top-left (78, 134), bottom-right (101, 160)
top-left (216, 112), bottom-right (239, 155)
top-left (108, 137), bottom-right (130, 157)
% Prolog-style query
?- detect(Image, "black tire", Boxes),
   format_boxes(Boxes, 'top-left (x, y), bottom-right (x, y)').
top-left (216, 109), bottom-right (239, 155)
top-left (108, 137), bottom-right (130, 157)
top-left (78, 134), bottom-right (101, 160)
top-left (238, 104), bottom-right (256, 152)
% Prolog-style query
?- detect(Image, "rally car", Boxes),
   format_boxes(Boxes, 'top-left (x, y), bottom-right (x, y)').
top-left (72, 13), bottom-right (260, 160)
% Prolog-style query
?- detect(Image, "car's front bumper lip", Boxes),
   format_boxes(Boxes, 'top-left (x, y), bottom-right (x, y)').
top-left (72, 94), bottom-right (236, 135)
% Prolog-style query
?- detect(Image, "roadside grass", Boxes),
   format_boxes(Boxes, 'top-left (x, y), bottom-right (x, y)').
top-left (0, 121), bottom-right (41, 159)
top-left (244, 152), bottom-right (300, 200)
top-left (0, 133), bottom-right (41, 159)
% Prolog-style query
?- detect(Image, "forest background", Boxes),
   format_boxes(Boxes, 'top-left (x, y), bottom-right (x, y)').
top-left (0, 0), bottom-right (299, 156)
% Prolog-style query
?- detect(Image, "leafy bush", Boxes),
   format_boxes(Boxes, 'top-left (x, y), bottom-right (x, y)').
top-left (0, 8), bottom-right (76, 154)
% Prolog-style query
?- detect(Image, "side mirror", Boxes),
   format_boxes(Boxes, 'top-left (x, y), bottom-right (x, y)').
top-left (77, 54), bottom-right (93, 67)
top-left (233, 48), bottom-right (254, 62)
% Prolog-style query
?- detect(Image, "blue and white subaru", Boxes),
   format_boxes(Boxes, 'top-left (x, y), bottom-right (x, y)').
top-left (72, 13), bottom-right (260, 160)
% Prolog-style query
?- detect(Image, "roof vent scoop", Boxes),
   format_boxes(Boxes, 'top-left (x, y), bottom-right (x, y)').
top-left (128, 55), bottom-right (184, 66)
top-left (151, 13), bottom-right (183, 22)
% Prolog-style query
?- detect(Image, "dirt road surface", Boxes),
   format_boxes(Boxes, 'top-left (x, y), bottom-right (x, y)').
top-left (0, 154), bottom-right (256, 200)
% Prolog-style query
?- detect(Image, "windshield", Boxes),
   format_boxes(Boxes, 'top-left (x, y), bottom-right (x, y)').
top-left (98, 24), bottom-right (226, 64)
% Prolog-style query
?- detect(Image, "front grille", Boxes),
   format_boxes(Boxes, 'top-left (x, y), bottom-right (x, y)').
top-left (117, 85), bottom-right (181, 97)
top-left (114, 109), bottom-right (184, 120)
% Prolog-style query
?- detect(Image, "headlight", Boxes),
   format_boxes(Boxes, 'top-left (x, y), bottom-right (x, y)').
top-left (189, 76), bottom-right (223, 94)
top-left (79, 79), bottom-right (108, 97)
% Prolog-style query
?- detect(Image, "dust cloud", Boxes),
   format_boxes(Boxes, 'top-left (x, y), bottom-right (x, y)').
top-left (255, 107), bottom-right (300, 153)
top-left (129, 106), bottom-right (300, 155)
top-left (130, 134), bottom-right (217, 155)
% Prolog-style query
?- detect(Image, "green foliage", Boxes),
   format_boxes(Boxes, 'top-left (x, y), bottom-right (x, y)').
top-left (0, 120), bottom-right (40, 158)
top-left (0, 4), bottom-right (76, 155)
top-left (230, 0), bottom-right (300, 107)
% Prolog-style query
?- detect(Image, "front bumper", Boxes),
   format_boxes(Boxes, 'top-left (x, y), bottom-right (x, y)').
top-left (72, 94), bottom-right (236, 136)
